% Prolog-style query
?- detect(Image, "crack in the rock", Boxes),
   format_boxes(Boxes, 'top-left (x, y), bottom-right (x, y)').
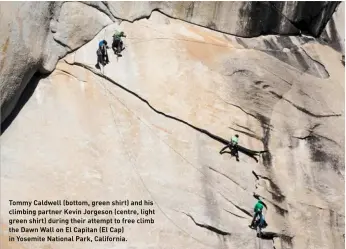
top-left (92, 2), bottom-right (338, 40)
top-left (292, 124), bottom-right (341, 147)
top-left (208, 166), bottom-right (247, 191)
top-left (218, 193), bottom-right (253, 217)
top-left (216, 95), bottom-right (272, 128)
top-left (229, 127), bottom-right (262, 141)
top-left (266, 2), bottom-right (302, 34)
top-left (267, 2), bottom-right (339, 37)
top-left (182, 212), bottom-right (231, 236)
top-left (223, 209), bottom-right (247, 219)
top-left (300, 47), bottom-right (330, 78)
top-left (259, 66), bottom-right (293, 86)
top-left (101, 1), bottom-right (121, 21)
top-left (70, 62), bottom-right (268, 160)
top-left (252, 171), bottom-right (286, 203)
top-left (296, 201), bottom-right (345, 216)
top-left (55, 69), bottom-right (87, 82)
top-left (234, 123), bottom-right (256, 134)
top-left (269, 91), bottom-right (341, 118)
top-left (261, 231), bottom-right (294, 242)
top-left (81, 1), bottom-right (117, 22)
top-left (227, 69), bottom-right (251, 77)
top-left (53, 37), bottom-right (72, 51)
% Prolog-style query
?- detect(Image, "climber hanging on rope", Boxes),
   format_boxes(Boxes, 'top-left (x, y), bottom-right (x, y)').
top-left (95, 39), bottom-right (109, 69)
top-left (219, 134), bottom-right (239, 161)
top-left (112, 30), bottom-right (126, 56)
top-left (249, 199), bottom-right (267, 229)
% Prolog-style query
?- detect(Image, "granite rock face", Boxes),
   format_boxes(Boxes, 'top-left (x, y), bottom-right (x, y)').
top-left (0, 1), bottom-right (343, 124)
top-left (0, 1), bottom-right (112, 123)
top-left (0, 2), bottom-right (345, 249)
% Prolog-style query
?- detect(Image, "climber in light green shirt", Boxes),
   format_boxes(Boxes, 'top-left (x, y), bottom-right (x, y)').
top-left (112, 30), bottom-right (126, 55)
top-left (219, 134), bottom-right (239, 161)
top-left (231, 135), bottom-right (239, 145)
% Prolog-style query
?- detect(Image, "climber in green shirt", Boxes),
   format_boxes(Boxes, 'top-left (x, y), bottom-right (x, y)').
top-left (250, 199), bottom-right (267, 228)
top-left (219, 134), bottom-right (239, 161)
top-left (112, 30), bottom-right (126, 55)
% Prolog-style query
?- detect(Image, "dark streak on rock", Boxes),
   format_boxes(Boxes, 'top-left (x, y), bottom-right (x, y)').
top-left (218, 193), bottom-right (253, 217)
top-left (228, 127), bottom-right (262, 141)
top-left (269, 91), bottom-right (341, 118)
top-left (227, 69), bottom-right (251, 77)
top-left (223, 209), bottom-right (247, 219)
top-left (55, 69), bottom-right (86, 82)
top-left (257, 114), bottom-right (272, 168)
top-left (235, 123), bottom-right (256, 134)
top-left (182, 212), bottom-right (231, 236)
top-left (53, 37), bottom-right (72, 51)
top-left (219, 98), bottom-right (272, 127)
top-left (252, 171), bottom-right (286, 203)
top-left (72, 62), bottom-right (267, 160)
top-left (300, 47), bottom-right (330, 78)
top-left (208, 166), bottom-right (247, 191)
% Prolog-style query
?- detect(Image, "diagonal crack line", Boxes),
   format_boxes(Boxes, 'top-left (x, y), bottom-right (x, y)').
top-left (223, 209), bottom-right (247, 219)
top-left (269, 91), bottom-right (342, 118)
top-left (260, 66), bottom-right (293, 86)
top-left (208, 166), bottom-right (247, 191)
top-left (81, 1), bottom-right (117, 22)
top-left (292, 124), bottom-right (340, 147)
top-left (216, 95), bottom-right (272, 127)
top-left (53, 37), bottom-right (72, 51)
top-left (71, 62), bottom-right (268, 156)
top-left (266, 2), bottom-right (301, 33)
top-left (252, 171), bottom-right (286, 202)
top-left (55, 69), bottom-right (87, 82)
top-left (218, 193), bottom-right (253, 217)
top-left (296, 201), bottom-right (330, 211)
top-left (181, 212), bottom-right (231, 236)
top-left (300, 47), bottom-right (329, 78)
top-left (229, 127), bottom-right (262, 141)
top-left (234, 123), bottom-right (256, 134)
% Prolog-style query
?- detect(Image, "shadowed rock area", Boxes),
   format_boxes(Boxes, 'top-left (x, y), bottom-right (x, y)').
top-left (0, 2), bottom-right (345, 249)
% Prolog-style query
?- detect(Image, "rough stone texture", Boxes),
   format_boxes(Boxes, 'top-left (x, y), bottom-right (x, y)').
top-left (1, 11), bottom-right (344, 249)
top-left (0, 1), bottom-right (342, 126)
top-left (101, 1), bottom-right (340, 37)
top-left (321, 1), bottom-right (345, 54)
top-left (0, 1), bottom-right (112, 123)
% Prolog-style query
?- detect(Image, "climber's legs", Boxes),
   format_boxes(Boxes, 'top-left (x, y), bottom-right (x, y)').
top-left (250, 211), bottom-right (262, 228)
top-left (96, 52), bottom-right (103, 69)
top-left (219, 143), bottom-right (230, 154)
top-left (103, 50), bottom-right (109, 64)
top-left (231, 144), bottom-right (239, 161)
top-left (112, 40), bottom-right (122, 54)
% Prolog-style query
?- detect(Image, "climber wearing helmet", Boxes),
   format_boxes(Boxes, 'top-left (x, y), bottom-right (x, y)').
top-left (112, 30), bottom-right (126, 55)
top-left (219, 134), bottom-right (240, 161)
top-left (95, 39), bottom-right (109, 69)
top-left (249, 199), bottom-right (267, 228)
